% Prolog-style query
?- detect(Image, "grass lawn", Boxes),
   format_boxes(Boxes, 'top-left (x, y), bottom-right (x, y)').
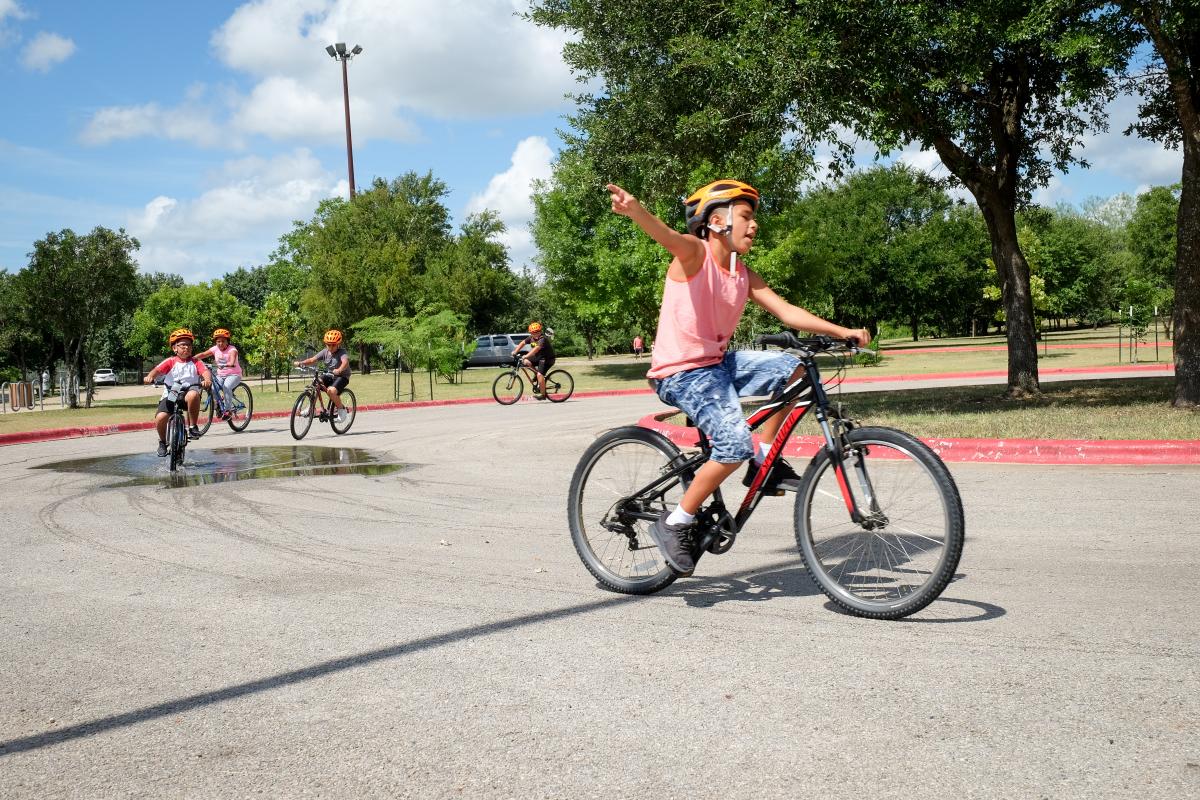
top-left (3, 327), bottom-right (1195, 441)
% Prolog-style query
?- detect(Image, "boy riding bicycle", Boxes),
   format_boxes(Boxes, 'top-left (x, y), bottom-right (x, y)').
top-left (511, 322), bottom-right (555, 400)
top-left (143, 328), bottom-right (212, 456)
top-left (293, 329), bottom-right (352, 423)
top-left (197, 327), bottom-right (243, 419)
top-left (607, 180), bottom-right (870, 576)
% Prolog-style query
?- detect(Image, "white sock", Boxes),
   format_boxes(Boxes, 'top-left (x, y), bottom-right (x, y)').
top-left (756, 442), bottom-right (771, 463)
top-left (666, 508), bottom-right (695, 526)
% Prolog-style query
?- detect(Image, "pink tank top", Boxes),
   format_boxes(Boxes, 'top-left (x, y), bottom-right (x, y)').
top-left (646, 241), bottom-right (749, 380)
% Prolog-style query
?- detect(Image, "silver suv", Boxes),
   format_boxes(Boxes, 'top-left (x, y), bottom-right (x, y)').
top-left (464, 334), bottom-right (531, 367)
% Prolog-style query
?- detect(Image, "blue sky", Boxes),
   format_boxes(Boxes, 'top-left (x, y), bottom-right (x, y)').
top-left (0, 0), bottom-right (1184, 284)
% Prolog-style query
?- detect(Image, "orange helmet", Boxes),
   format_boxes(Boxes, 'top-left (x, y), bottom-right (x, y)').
top-left (212, 328), bottom-right (231, 340)
top-left (323, 329), bottom-right (343, 346)
top-left (683, 179), bottom-right (760, 236)
top-left (169, 328), bottom-right (195, 346)
top-left (528, 322), bottom-right (543, 334)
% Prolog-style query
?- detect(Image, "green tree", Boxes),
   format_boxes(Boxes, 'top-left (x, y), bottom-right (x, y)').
top-left (281, 173), bottom-right (455, 372)
top-left (129, 282), bottom-right (252, 363)
top-left (421, 211), bottom-right (523, 333)
top-left (23, 227), bottom-right (141, 406)
top-left (530, 0), bottom-right (1136, 396)
top-left (222, 265), bottom-right (271, 311)
top-left (246, 293), bottom-right (303, 390)
top-left (1120, 0), bottom-right (1200, 407)
top-left (1125, 184), bottom-right (1180, 333)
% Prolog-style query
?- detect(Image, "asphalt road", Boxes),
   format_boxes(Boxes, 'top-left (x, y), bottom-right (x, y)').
top-left (0, 394), bottom-right (1197, 799)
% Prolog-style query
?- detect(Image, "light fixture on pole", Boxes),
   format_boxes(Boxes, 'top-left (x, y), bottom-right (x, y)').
top-left (325, 42), bottom-right (363, 198)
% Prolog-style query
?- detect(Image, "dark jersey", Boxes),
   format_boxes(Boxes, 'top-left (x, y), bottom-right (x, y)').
top-left (521, 335), bottom-right (554, 360)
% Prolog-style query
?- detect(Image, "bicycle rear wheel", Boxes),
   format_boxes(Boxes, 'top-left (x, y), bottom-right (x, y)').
top-left (491, 371), bottom-right (523, 405)
top-left (196, 387), bottom-right (216, 436)
top-left (544, 369), bottom-right (574, 402)
top-left (568, 426), bottom-right (689, 594)
top-left (794, 426), bottom-right (964, 620)
top-left (290, 392), bottom-right (315, 440)
top-left (226, 383), bottom-right (253, 432)
top-left (331, 388), bottom-right (356, 434)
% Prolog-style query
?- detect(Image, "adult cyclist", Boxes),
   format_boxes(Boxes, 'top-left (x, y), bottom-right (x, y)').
top-left (294, 329), bottom-right (351, 423)
top-left (512, 322), bottom-right (555, 400)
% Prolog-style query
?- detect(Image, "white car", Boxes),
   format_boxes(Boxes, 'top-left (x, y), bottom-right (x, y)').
top-left (92, 368), bottom-right (118, 386)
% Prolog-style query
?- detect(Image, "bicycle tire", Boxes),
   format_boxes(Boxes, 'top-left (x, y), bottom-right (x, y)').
top-left (290, 392), bottom-right (315, 440)
top-left (793, 426), bottom-right (964, 620)
top-left (568, 426), bottom-right (689, 594)
top-left (544, 369), bottom-right (574, 403)
top-left (492, 371), bottom-right (523, 405)
top-left (196, 387), bottom-right (216, 436)
top-left (331, 388), bottom-right (357, 434)
top-left (226, 383), bottom-right (253, 432)
top-left (166, 415), bottom-right (184, 473)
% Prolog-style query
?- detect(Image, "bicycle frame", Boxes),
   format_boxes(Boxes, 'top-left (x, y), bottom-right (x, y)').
top-left (620, 347), bottom-right (875, 547)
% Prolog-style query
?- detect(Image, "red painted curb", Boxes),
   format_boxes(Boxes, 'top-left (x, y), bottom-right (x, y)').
top-left (636, 413), bottom-right (1200, 466)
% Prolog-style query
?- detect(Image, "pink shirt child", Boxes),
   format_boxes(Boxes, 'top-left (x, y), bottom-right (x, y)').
top-left (646, 240), bottom-right (748, 380)
top-left (202, 343), bottom-right (242, 377)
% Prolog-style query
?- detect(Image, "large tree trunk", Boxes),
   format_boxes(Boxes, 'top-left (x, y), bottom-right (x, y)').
top-left (1173, 137), bottom-right (1200, 407)
top-left (978, 198), bottom-right (1040, 397)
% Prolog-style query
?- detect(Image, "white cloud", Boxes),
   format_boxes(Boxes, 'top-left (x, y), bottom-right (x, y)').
top-left (466, 136), bottom-right (554, 268)
top-left (81, 99), bottom-right (228, 148)
top-left (20, 31), bottom-right (74, 72)
top-left (84, 0), bottom-right (576, 147)
top-left (126, 148), bottom-right (343, 281)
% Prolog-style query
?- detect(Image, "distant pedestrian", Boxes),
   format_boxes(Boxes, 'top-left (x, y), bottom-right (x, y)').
top-left (632, 335), bottom-right (644, 358)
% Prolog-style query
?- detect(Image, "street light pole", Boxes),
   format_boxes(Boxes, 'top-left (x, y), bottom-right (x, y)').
top-left (325, 42), bottom-right (363, 198)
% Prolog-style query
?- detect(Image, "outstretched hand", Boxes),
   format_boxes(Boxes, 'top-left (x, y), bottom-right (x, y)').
top-left (606, 183), bottom-right (638, 217)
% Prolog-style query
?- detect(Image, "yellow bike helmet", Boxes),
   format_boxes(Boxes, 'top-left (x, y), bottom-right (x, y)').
top-left (683, 179), bottom-right (760, 236)
top-left (528, 322), bottom-right (543, 334)
top-left (212, 328), bottom-right (231, 341)
top-left (169, 328), bottom-right (195, 346)
top-left (323, 329), bottom-right (343, 346)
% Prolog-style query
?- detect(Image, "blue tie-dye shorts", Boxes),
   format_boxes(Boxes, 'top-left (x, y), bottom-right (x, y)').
top-left (653, 349), bottom-right (801, 463)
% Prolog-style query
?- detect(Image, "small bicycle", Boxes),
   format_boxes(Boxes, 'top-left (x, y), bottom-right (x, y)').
top-left (154, 378), bottom-right (195, 473)
top-left (290, 365), bottom-right (357, 440)
top-left (492, 357), bottom-right (574, 405)
top-left (567, 332), bottom-right (965, 620)
top-left (196, 374), bottom-right (254, 436)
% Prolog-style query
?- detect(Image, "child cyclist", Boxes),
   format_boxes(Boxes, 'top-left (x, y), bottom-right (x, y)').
top-left (143, 328), bottom-right (212, 456)
top-left (293, 329), bottom-right (351, 423)
top-left (607, 180), bottom-right (870, 576)
top-left (197, 328), bottom-right (243, 419)
top-left (511, 321), bottom-right (555, 399)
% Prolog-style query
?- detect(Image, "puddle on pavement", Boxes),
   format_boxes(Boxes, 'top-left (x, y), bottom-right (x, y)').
top-left (34, 445), bottom-right (407, 488)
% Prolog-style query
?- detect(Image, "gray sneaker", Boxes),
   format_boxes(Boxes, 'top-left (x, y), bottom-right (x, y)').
top-left (647, 514), bottom-right (696, 575)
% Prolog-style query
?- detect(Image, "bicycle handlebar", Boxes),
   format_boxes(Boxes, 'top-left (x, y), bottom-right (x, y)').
top-left (755, 332), bottom-right (875, 356)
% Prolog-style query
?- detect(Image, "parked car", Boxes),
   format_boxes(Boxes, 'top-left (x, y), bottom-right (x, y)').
top-left (464, 334), bottom-right (533, 368)
top-left (92, 368), bottom-right (118, 386)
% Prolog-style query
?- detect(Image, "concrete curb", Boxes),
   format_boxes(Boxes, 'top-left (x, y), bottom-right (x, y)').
top-left (3, 382), bottom-right (1195, 465)
top-left (0, 388), bottom-right (650, 447)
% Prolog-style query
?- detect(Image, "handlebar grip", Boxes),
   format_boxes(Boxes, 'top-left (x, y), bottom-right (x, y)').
top-left (756, 332), bottom-right (800, 349)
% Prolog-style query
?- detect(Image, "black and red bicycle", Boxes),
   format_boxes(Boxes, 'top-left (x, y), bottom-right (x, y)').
top-left (567, 332), bottom-right (964, 619)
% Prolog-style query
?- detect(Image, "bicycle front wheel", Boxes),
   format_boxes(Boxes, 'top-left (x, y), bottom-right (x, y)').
top-left (331, 388), bottom-right (356, 434)
top-left (794, 426), bottom-right (964, 620)
top-left (290, 392), bottom-right (315, 440)
top-left (196, 387), bottom-right (216, 436)
top-left (492, 371), bottom-right (523, 405)
top-left (568, 426), bottom-right (689, 594)
top-left (544, 369), bottom-right (574, 403)
top-left (226, 384), bottom-right (253, 432)
top-left (166, 415), bottom-right (184, 473)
